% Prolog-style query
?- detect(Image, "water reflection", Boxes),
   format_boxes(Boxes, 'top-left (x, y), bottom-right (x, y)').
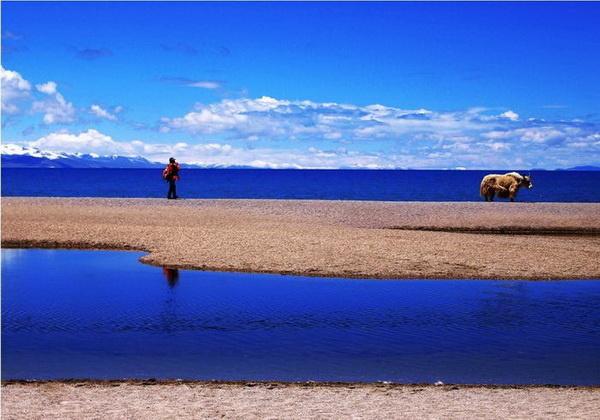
top-left (162, 267), bottom-right (179, 288)
top-left (476, 282), bottom-right (530, 328)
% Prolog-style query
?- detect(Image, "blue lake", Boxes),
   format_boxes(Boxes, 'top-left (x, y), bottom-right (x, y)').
top-left (2, 249), bottom-right (600, 384)
top-left (3, 168), bottom-right (600, 202)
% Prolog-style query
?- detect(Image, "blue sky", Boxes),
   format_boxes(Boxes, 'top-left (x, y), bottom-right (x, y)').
top-left (2, 2), bottom-right (599, 168)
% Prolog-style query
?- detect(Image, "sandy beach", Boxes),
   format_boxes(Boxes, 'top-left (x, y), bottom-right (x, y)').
top-left (2, 381), bottom-right (599, 419)
top-left (2, 198), bottom-right (600, 279)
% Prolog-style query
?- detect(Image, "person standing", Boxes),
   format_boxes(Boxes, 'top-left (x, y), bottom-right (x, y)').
top-left (163, 157), bottom-right (180, 199)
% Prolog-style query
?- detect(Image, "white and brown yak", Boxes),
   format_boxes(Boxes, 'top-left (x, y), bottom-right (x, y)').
top-left (480, 172), bottom-right (533, 202)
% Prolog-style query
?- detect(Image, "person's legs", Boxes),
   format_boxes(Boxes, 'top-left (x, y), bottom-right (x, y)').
top-left (168, 180), bottom-right (176, 199)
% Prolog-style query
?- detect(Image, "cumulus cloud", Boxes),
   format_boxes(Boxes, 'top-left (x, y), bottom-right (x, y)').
top-left (483, 126), bottom-right (568, 144)
top-left (17, 129), bottom-right (420, 168)
top-left (1, 67), bottom-right (79, 125)
top-left (29, 129), bottom-right (124, 154)
top-left (5, 84), bottom-right (599, 168)
top-left (36, 81), bottom-right (57, 95)
top-left (1, 66), bottom-right (31, 114)
top-left (161, 96), bottom-right (508, 140)
top-left (32, 81), bottom-right (76, 124)
top-left (500, 110), bottom-right (519, 121)
top-left (157, 96), bottom-right (600, 168)
top-left (11, 121), bottom-right (599, 169)
top-left (90, 104), bottom-right (118, 121)
top-left (25, 130), bottom-right (234, 162)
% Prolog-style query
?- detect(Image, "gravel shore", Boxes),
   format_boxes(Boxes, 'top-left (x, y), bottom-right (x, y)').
top-left (2, 198), bottom-right (600, 279)
top-left (2, 381), bottom-right (599, 420)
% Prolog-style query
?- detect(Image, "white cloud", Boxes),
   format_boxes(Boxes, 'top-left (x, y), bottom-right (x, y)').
top-left (24, 129), bottom-right (237, 163)
top-left (188, 81), bottom-right (220, 89)
top-left (519, 127), bottom-right (565, 143)
top-left (9, 123), bottom-right (599, 169)
top-left (30, 129), bottom-right (125, 154)
top-left (164, 106), bottom-right (249, 134)
top-left (36, 81), bottom-right (57, 95)
top-left (5, 87), bottom-right (599, 169)
top-left (31, 81), bottom-right (75, 124)
top-left (1, 66), bottom-right (31, 114)
top-left (154, 96), bottom-right (600, 168)
top-left (0, 69), bottom-right (77, 125)
top-left (483, 126), bottom-right (568, 144)
top-left (500, 110), bottom-right (519, 121)
top-left (488, 142), bottom-right (511, 151)
top-left (162, 96), bottom-right (501, 141)
top-left (90, 104), bottom-right (117, 121)
top-left (15, 129), bottom-right (421, 169)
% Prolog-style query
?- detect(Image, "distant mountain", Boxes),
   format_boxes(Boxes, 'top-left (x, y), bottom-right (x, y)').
top-left (4, 143), bottom-right (600, 171)
top-left (563, 165), bottom-right (600, 171)
top-left (1, 144), bottom-right (276, 169)
top-left (1, 144), bottom-right (164, 169)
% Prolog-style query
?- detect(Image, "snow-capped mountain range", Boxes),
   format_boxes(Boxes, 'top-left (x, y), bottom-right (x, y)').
top-left (1, 144), bottom-right (165, 168)
top-left (1, 144), bottom-right (260, 169)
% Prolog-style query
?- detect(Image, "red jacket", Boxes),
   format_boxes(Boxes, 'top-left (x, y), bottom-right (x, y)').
top-left (163, 163), bottom-right (180, 181)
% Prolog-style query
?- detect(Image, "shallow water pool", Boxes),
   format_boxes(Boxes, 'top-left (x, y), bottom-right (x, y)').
top-left (2, 249), bottom-right (599, 384)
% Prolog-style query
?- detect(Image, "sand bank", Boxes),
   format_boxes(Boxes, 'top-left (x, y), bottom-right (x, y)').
top-left (2, 381), bottom-right (599, 419)
top-left (2, 198), bottom-right (600, 279)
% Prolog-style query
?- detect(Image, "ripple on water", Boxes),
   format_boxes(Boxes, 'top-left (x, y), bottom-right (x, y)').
top-left (2, 249), bottom-right (600, 384)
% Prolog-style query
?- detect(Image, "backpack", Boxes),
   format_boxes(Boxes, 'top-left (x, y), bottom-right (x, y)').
top-left (163, 163), bottom-right (180, 180)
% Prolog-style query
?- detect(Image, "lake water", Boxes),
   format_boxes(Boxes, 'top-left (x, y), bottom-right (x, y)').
top-left (3, 168), bottom-right (600, 202)
top-left (2, 249), bottom-right (599, 384)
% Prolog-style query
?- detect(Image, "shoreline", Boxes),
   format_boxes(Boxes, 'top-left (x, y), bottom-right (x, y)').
top-left (2, 243), bottom-right (599, 282)
top-left (3, 381), bottom-right (599, 419)
top-left (3, 379), bottom-right (598, 389)
top-left (2, 197), bottom-right (600, 280)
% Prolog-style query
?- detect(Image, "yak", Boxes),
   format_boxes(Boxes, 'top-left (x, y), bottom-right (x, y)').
top-left (480, 172), bottom-right (533, 202)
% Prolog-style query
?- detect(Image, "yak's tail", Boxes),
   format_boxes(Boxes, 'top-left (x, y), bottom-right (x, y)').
top-left (480, 176), bottom-right (507, 196)
top-left (480, 177), bottom-right (493, 196)
top-left (479, 180), bottom-right (487, 196)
